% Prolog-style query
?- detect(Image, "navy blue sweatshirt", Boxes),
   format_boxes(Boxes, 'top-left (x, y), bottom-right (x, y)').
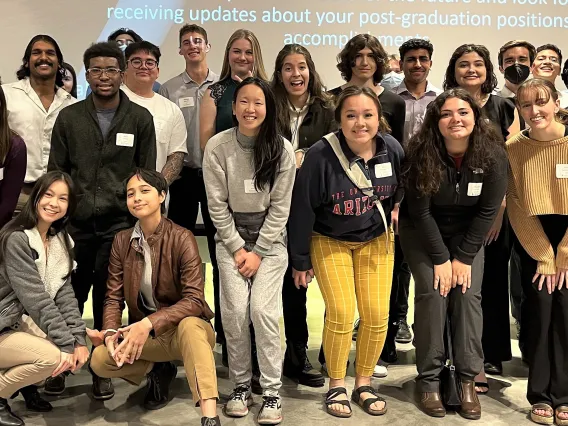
top-left (399, 148), bottom-right (508, 265)
top-left (289, 131), bottom-right (404, 271)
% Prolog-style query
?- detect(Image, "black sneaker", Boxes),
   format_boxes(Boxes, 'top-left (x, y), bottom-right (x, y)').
top-left (143, 362), bottom-right (177, 410)
top-left (44, 374), bottom-right (66, 395)
top-left (16, 385), bottom-right (52, 412)
top-left (0, 397), bottom-right (24, 426)
top-left (395, 319), bottom-right (412, 344)
top-left (201, 415), bottom-right (221, 426)
top-left (92, 375), bottom-right (115, 401)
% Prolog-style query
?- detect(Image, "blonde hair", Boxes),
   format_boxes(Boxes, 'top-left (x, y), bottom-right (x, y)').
top-left (219, 29), bottom-right (268, 81)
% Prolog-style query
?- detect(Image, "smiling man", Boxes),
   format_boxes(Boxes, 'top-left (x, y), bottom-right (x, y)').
top-left (2, 35), bottom-right (76, 212)
top-left (531, 44), bottom-right (568, 107)
top-left (122, 41), bottom-right (187, 188)
top-left (48, 41), bottom-right (157, 401)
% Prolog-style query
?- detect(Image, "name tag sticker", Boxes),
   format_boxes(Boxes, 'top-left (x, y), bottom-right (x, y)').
top-left (244, 179), bottom-right (259, 194)
top-left (374, 162), bottom-right (393, 178)
top-left (0, 168), bottom-right (3, 181)
top-left (467, 182), bottom-right (483, 196)
top-left (116, 133), bottom-right (134, 147)
top-left (178, 97), bottom-right (194, 108)
top-left (556, 164), bottom-right (568, 178)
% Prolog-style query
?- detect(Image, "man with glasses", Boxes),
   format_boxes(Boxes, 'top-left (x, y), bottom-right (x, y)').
top-left (122, 41), bottom-right (187, 191)
top-left (48, 41), bottom-right (157, 400)
top-left (531, 44), bottom-right (568, 107)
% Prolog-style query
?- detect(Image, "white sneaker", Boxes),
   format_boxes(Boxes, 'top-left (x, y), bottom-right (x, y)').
top-left (225, 384), bottom-right (253, 417)
top-left (373, 364), bottom-right (388, 378)
top-left (258, 393), bottom-right (282, 425)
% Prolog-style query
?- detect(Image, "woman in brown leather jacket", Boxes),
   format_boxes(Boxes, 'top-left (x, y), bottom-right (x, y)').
top-left (88, 168), bottom-right (221, 426)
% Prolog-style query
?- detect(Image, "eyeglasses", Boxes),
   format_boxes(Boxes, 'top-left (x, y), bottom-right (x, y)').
top-left (128, 58), bottom-right (158, 70)
top-left (87, 68), bottom-right (122, 78)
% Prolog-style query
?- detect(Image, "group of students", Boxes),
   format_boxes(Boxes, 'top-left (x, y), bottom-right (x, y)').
top-left (0, 21), bottom-right (567, 426)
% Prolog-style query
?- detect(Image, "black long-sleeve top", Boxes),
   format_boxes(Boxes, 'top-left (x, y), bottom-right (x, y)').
top-left (400, 149), bottom-right (508, 265)
top-left (289, 130), bottom-right (404, 271)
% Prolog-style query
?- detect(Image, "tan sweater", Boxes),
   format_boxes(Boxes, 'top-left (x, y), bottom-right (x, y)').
top-left (506, 131), bottom-right (568, 274)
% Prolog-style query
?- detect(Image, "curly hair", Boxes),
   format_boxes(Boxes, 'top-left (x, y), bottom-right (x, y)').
top-left (403, 88), bottom-right (504, 196)
top-left (336, 34), bottom-right (387, 84)
top-left (443, 44), bottom-right (498, 95)
top-left (399, 38), bottom-right (434, 61)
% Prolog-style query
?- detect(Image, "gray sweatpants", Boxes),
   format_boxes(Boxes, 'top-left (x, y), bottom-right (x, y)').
top-left (217, 239), bottom-right (287, 393)
top-left (399, 220), bottom-right (484, 393)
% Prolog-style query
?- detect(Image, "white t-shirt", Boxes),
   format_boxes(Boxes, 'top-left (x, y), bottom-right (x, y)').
top-left (121, 85), bottom-right (188, 172)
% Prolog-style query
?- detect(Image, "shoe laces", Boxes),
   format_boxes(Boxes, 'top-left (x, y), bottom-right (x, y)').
top-left (262, 395), bottom-right (280, 409)
top-left (230, 385), bottom-right (250, 402)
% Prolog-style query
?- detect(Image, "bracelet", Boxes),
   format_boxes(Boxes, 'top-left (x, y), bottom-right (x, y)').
top-left (103, 329), bottom-right (118, 338)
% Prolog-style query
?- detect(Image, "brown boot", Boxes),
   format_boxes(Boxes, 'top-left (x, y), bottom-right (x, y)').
top-left (418, 392), bottom-right (446, 417)
top-left (460, 380), bottom-right (481, 420)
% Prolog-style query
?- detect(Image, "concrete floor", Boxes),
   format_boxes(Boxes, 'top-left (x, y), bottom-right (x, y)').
top-left (8, 238), bottom-right (536, 425)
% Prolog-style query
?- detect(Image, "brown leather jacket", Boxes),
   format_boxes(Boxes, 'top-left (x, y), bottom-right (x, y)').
top-left (102, 217), bottom-right (214, 336)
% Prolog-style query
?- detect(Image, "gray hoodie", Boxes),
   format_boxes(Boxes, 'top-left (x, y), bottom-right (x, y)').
top-left (0, 231), bottom-right (86, 353)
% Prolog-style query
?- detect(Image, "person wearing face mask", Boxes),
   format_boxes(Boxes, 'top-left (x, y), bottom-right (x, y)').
top-left (400, 88), bottom-right (507, 419)
top-left (270, 44), bottom-right (336, 388)
top-left (531, 44), bottom-right (568, 108)
top-left (330, 35), bottom-right (406, 146)
top-left (508, 78), bottom-right (568, 426)
top-left (497, 40), bottom-right (536, 99)
top-left (381, 54), bottom-right (404, 91)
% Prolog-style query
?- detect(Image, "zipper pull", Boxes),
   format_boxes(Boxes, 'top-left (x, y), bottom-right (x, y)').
top-left (455, 182), bottom-right (460, 194)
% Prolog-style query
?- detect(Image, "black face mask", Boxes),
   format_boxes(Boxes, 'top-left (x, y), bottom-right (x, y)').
top-left (504, 63), bottom-right (530, 85)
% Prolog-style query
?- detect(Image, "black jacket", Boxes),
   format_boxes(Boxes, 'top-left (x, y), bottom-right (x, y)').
top-left (282, 98), bottom-right (337, 150)
top-left (400, 149), bottom-right (508, 265)
top-left (48, 91), bottom-right (157, 235)
top-left (289, 131), bottom-right (404, 271)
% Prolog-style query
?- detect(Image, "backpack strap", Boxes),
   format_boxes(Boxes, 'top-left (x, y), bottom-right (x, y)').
top-left (323, 133), bottom-right (391, 252)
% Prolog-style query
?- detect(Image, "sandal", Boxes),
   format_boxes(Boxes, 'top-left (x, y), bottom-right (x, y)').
top-left (530, 403), bottom-right (554, 425)
top-left (351, 386), bottom-right (387, 416)
top-left (324, 387), bottom-right (352, 418)
top-left (475, 381), bottom-right (489, 395)
top-left (556, 405), bottom-right (568, 426)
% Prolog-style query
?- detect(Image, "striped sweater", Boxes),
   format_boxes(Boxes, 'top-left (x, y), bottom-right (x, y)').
top-left (506, 130), bottom-right (568, 274)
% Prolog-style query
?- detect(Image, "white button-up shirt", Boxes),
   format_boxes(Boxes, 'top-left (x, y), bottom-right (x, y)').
top-left (3, 78), bottom-right (76, 183)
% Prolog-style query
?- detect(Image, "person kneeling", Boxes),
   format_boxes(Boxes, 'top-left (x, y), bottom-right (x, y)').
top-left (89, 169), bottom-right (221, 426)
top-left (0, 172), bottom-right (89, 426)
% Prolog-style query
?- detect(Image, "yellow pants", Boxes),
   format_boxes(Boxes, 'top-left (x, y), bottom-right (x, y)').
top-left (311, 232), bottom-right (394, 378)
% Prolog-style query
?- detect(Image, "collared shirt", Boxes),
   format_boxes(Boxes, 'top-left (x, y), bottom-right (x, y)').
top-left (122, 85), bottom-right (188, 173)
top-left (3, 78), bottom-right (76, 183)
top-left (159, 69), bottom-right (219, 169)
top-left (559, 90), bottom-right (568, 108)
top-left (131, 222), bottom-right (156, 310)
top-left (497, 84), bottom-right (516, 99)
top-left (393, 80), bottom-right (442, 145)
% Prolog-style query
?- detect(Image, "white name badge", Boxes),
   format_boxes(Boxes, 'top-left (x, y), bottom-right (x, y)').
top-left (556, 164), bottom-right (568, 178)
top-left (116, 133), bottom-right (134, 147)
top-left (0, 168), bottom-right (3, 181)
top-left (374, 162), bottom-right (393, 178)
top-left (467, 182), bottom-right (483, 196)
top-left (244, 179), bottom-right (259, 194)
top-left (178, 97), bottom-right (194, 108)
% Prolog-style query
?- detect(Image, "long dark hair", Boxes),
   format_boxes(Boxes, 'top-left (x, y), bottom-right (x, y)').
top-left (16, 35), bottom-right (64, 88)
top-left (443, 44), bottom-right (498, 95)
top-left (0, 172), bottom-right (77, 276)
top-left (516, 78), bottom-right (568, 125)
top-left (271, 44), bottom-right (333, 136)
top-left (403, 89), bottom-right (504, 196)
top-left (233, 77), bottom-right (283, 191)
top-left (61, 62), bottom-right (77, 98)
top-left (0, 82), bottom-right (17, 164)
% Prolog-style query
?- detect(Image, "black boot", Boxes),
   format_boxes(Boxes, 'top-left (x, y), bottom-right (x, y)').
top-left (379, 321), bottom-right (399, 364)
top-left (44, 374), bottom-right (66, 395)
top-left (92, 375), bottom-right (115, 401)
top-left (143, 362), bottom-right (177, 410)
top-left (15, 386), bottom-right (52, 412)
top-left (0, 398), bottom-right (24, 426)
top-left (201, 415), bottom-right (221, 426)
top-left (283, 342), bottom-right (324, 387)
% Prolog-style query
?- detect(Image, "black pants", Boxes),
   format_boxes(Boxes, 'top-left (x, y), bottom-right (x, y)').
top-left (399, 221), bottom-right (484, 393)
top-left (481, 215), bottom-right (513, 364)
top-left (168, 167), bottom-right (224, 342)
top-left (516, 215), bottom-right (568, 407)
top-left (282, 265), bottom-right (309, 346)
top-left (71, 232), bottom-right (115, 331)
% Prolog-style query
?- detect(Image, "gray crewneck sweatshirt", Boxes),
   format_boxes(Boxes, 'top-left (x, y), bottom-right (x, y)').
top-left (203, 127), bottom-right (296, 256)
